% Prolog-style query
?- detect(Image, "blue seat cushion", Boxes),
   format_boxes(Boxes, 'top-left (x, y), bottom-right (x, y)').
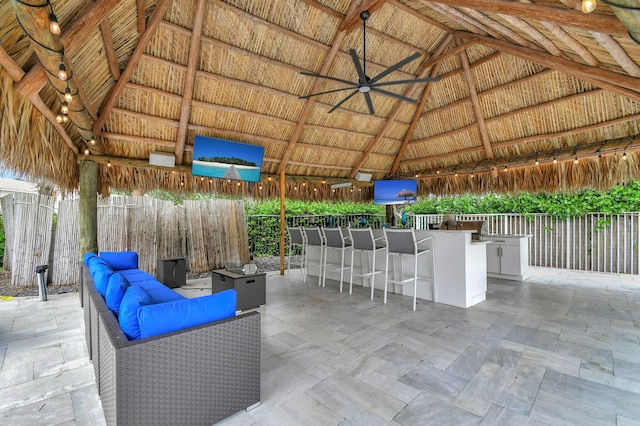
top-left (138, 281), bottom-right (185, 304)
top-left (118, 269), bottom-right (156, 283)
top-left (105, 272), bottom-right (131, 315)
top-left (138, 289), bottom-right (237, 339)
top-left (119, 285), bottom-right (153, 340)
top-left (99, 251), bottom-right (138, 270)
top-left (92, 263), bottom-right (114, 297)
top-left (83, 252), bottom-right (97, 266)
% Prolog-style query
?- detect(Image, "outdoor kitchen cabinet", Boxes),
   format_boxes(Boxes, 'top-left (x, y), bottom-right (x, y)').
top-left (479, 235), bottom-right (530, 281)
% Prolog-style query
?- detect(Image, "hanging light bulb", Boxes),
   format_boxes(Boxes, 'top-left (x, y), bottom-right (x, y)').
top-left (58, 63), bottom-right (67, 80)
top-left (553, 158), bottom-right (558, 164)
top-left (49, 13), bottom-right (61, 35)
top-left (574, 157), bottom-right (579, 164)
top-left (582, 0), bottom-right (597, 13)
top-left (89, 137), bottom-right (96, 145)
top-left (60, 101), bottom-right (69, 114)
top-left (623, 152), bottom-right (627, 160)
top-left (64, 87), bottom-right (72, 102)
top-left (107, 160), bottom-right (112, 167)
top-left (62, 114), bottom-right (69, 123)
top-left (84, 147), bottom-right (90, 155)
top-left (535, 160), bottom-right (539, 166)
top-left (55, 113), bottom-right (63, 123)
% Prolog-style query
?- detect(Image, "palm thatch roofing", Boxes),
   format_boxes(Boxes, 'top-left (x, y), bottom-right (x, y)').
top-left (1, 0), bottom-right (640, 199)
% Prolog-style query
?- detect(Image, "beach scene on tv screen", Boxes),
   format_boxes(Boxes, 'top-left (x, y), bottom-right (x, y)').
top-left (192, 135), bottom-right (264, 182)
top-left (374, 180), bottom-right (418, 204)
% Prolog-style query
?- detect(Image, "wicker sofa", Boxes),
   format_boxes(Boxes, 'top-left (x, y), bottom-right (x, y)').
top-left (81, 255), bottom-right (261, 426)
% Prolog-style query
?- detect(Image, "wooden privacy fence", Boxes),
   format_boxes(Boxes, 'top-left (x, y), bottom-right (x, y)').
top-left (413, 213), bottom-right (640, 275)
top-left (2, 195), bottom-right (249, 287)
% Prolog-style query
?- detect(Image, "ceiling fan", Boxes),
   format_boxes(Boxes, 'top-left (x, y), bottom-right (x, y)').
top-left (299, 10), bottom-right (441, 115)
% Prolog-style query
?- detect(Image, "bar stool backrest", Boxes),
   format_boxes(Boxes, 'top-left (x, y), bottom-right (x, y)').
top-left (287, 227), bottom-right (304, 245)
top-left (384, 229), bottom-right (416, 255)
top-left (323, 227), bottom-right (346, 248)
top-left (349, 228), bottom-right (375, 251)
top-left (303, 227), bottom-right (323, 247)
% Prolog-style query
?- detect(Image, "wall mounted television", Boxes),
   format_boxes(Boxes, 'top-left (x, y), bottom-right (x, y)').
top-left (373, 179), bottom-right (418, 205)
top-left (192, 135), bottom-right (265, 183)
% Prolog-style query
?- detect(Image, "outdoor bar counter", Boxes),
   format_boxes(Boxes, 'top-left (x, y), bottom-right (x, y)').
top-left (305, 229), bottom-right (489, 309)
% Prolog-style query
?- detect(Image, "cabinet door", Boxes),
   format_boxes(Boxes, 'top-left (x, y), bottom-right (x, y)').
top-left (500, 245), bottom-right (522, 276)
top-left (485, 243), bottom-right (501, 274)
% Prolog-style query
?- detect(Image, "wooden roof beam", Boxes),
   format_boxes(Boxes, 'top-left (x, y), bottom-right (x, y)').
top-left (459, 7), bottom-right (539, 49)
top-left (277, 0), bottom-right (376, 174)
top-left (427, 3), bottom-right (491, 37)
top-left (349, 32), bottom-right (453, 179)
top-left (100, 20), bottom-right (121, 80)
top-left (93, 0), bottom-right (172, 136)
top-left (400, 113), bottom-right (640, 165)
top-left (14, 0), bottom-right (123, 100)
top-left (175, 0), bottom-right (206, 165)
top-left (1, 46), bottom-right (77, 153)
top-left (137, 0), bottom-right (145, 34)
top-left (458, 32), bottom-right (640, 102)
top-left (390, 34), bottom-right (453, 174)
top-left (426, 0), bottom-right (628, 36)
top-left (495, 14), bottom-right (564, 57)
top-left (460, 48), bottom-right (498, 177)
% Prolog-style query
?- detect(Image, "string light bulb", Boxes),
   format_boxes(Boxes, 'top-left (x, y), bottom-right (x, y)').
top-left (84, 147), bottom-right (90, 155)
top-left (574, 157), bottom-right (579, 164)
top-left (62, 114), bottom-right (69, 123)
top-left (107, 160), bottom-right (111, 167)
top-left (623, 152), bottom-right (627, 160)
top-left (49, 13), bottom-right (60, 35)
top-left (553, 158), bottom-right (558, 164)
top-left (535, 160), bottom-right (539, 166)
top-left (55, 113), bottom-right (63, 123)
top-left (89, 137), bottom-right (96, 145)
top-left (581, 0), bottom-right (597, 13)
top-left (60, 101), bottom-right (69, 114)
top-left (64, 87), bottom-right (72, 102)
top-left (58, 63), bottom-right (67, 81)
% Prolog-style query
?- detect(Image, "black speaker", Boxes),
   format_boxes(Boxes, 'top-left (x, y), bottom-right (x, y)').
top-left (157, 257), bottom-right (186, 288)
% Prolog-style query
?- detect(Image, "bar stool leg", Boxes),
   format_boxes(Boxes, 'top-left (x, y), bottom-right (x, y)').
top-left (384, 252), bottom-right (390, 304)
top-left (413, 254), bottom-right (418, 311)
top-left (370, 250), bottom-right (376, 300)
top-left (349, 248), bottom-right (355, 294)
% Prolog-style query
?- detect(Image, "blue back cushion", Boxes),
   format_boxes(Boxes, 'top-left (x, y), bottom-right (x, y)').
top-left (105, 272), bottom-right (131, 315)
top-left (138, 289), bottom-right (237, 339)
top-left (119, 285), bottom-right (153, 340)
top-left (92, 264), bottom-right (114, 297)
top-left (99, 251), bottom-right (138, 271)
top-left (136, 280), bottom-right (185, 304)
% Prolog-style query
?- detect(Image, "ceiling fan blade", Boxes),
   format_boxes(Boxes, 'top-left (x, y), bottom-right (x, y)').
top-left (349, 49), bottom-right (367, 84)
top-left (299, 85), bottom-right (359, 99)
top-left (300, 71), bottom-right (359, 87)
top-left (369, 52), bottom-right (422, 85)
top-left (363, 92), bottom-right (375, 115)
top-left (329, 89), bottom-right (359, 113)
top-left (372, 76), bottom-right (441, 88)
top-left (370, 87), bottom-right (418, 103)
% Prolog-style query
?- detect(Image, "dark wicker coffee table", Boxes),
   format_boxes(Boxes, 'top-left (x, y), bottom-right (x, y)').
top-left (211, 269), bottom-right (266, 311)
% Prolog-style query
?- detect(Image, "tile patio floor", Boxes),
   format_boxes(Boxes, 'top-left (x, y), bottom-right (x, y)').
top-left (1, 267), bottom-right (640, 425)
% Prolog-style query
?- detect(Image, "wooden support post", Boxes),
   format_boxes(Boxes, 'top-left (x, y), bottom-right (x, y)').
top-left (79, 161), bottom-right (98, 257)
top-left (280, 170), bottom-right (286, 275)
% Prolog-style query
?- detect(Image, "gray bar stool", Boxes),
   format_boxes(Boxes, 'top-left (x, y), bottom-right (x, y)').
top-left (348, 227), bottom-right (386, 298)
top-left (383, 228), bottom-right (435, 310)
top-left (321, 227), bottom-right (352, 291)
top-left (286, 226), bottom-right (306, 280)
top-left (302, 227), bottom-right (325, 285)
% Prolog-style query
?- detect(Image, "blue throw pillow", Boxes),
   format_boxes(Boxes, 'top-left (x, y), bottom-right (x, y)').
top-left (92, 264), bottom-right (114, 297)
top-left (88, 256), bottom-right (111, 277)
top-left (138, 289), bottom-right (237, 339)
top-left (119, 285), bottom-right (153, 340)
top-left (105, 273), bottom-right (131, 315)
top-left (99, 251), bottom-right (138, 271)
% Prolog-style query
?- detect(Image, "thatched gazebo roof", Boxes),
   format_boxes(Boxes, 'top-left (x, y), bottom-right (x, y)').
top-left (1, 0), bottom-right (640, 199)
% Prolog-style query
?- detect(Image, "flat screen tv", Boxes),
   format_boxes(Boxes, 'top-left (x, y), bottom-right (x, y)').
top-left (373, 179), bottom-right (418, 205)
top-left (192, 135), bottom-right (264, 182)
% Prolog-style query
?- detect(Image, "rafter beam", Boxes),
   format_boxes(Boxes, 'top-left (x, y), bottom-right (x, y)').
top-left (93, 0), bottom-right (171, 135)
top-left (100, 20), bottom-right (121, 79)
top-left (137, 0), bottom-right (146, 34)
top-left (401, 113), bottom-right (640, 165)
top-left (175, 0), bottom-right (206, 165)
top-left (457, 32), bottom-right (640, 102)
top-left (277, 1), bottom-right (370, 174)
top-left (14, 0), bottom-right (123, 99)
top-left (459, 7), bottom-right (538, 49)
top-left (348, 32), bottom-right (453, 178)
top-left (460, 48), bottom-right (497, 177)
top-left (427, 0), bottom-right (628, 36)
